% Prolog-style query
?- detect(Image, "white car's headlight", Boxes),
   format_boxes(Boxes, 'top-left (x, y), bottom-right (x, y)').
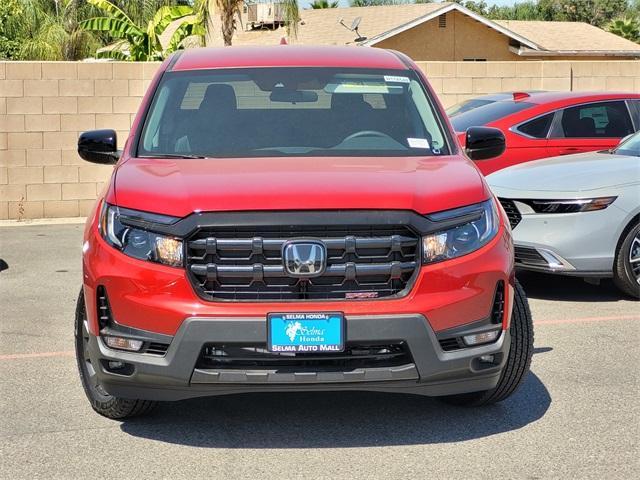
top-left (99, 203), bottom-right (183, 267)
top-left (422, 199), bottom-right (499, 264)
top-left (520, 197), bottom-right (617, 214)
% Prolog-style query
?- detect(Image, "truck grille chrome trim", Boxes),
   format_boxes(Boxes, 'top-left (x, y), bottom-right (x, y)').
top-left (186, 224), bottom-right (420, 301)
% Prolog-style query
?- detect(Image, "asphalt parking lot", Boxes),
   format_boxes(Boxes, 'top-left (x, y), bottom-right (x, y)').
top-left (1, 223), bottom-right (638, 479)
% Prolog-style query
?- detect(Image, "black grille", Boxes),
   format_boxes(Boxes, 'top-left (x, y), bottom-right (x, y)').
top-left (96, 286), bottom-right (113, 330)
top-left (197, 343), bottom-right (412, 372)
top-left (514, 246), bottom-right (548, 267)
top-left (186, 225), bottom-right (420, 301)
top-left (499, 198), bottom-right (522, 230)
top-left (491, 280), bottom-right (505, 324)
top-left (438, 337), bottom-right (464, 351)
top-left (145, 342), bottom-right (169, 356)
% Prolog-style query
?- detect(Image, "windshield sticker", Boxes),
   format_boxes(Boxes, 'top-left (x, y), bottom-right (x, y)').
top-left (407, 138), bottom-right (430, 149)
top-left (325, 82), bottom-right (390, 94)
top-left (384, 75), bottom-right (410, 84)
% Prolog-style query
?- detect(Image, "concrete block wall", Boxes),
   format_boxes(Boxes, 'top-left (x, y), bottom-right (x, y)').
top-left (0, 61), bottom-right (160, 220)
top-left (1, 60), bottom-right (639, 220)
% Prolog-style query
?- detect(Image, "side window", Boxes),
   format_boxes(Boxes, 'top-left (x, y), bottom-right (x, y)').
top-left (554, 101), bottom-right (634, 138)
top-left (516, 113), bottom-right (554, 139)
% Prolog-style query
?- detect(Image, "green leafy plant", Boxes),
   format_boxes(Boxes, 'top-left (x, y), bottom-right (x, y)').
top-left (310, 0), bottom-right (339, 8)
top-left (606, 15), bottom-right (640, 42)
top-left (80, 0), bottom-right (196, 60)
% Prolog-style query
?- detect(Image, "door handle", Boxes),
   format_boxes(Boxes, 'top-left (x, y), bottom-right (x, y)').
top-left (558, 147), bottom-right (580, 155)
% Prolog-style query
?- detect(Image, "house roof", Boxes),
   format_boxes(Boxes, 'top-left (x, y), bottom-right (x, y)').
top-left (234, 4), bottom-right (447, 47)
top-left (495, 20), bottom-right (640, 56)
top-left (232, 2), bottom-right (640, 57)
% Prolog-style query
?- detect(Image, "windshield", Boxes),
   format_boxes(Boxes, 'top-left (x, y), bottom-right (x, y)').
top-left (137, 67), bottom-right (449, 158)
top-left (614, 131), bottom-right (640, 157)
top-left (450, 100), bottom-right (534, 132)
top-left (446, 98), bottom-right (496, 117)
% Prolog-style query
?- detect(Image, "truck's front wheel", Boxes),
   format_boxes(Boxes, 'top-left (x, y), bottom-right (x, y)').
top-left (75, 289), bottom-right (157, 419)
top-left (440, 279), bottom-right (534, 407)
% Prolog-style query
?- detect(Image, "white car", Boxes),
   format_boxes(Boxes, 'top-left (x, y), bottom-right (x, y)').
top-left (488, 133), bottom-right (640, 298)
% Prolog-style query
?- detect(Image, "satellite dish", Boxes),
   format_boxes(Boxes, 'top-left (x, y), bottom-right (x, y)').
top-left (338, 16), bottom-right (367, 43)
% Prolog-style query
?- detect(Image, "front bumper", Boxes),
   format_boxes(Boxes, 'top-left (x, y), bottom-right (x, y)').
top-left (89, 314), bottom-right (509, 401)
top-left (509, 203), bottom-right (628, 277)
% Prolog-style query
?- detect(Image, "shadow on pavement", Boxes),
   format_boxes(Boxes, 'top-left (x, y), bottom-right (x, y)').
top-left (120, 372), bottom-right (550, 448)
top-left (517, 271), bottom-right (627, 302)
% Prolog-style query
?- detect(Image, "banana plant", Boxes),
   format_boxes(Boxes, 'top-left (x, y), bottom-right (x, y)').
top-left (80, 0), bottom-right (196, 61)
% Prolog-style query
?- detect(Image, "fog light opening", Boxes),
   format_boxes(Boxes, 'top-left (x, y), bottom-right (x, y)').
top-left (101, 359), bottom-right (135, 375)
top-left (463, 330), bottom-right (499, 346)
top-left (108, 360), bottom-right (126, 370)
top-left (103, 335), bottom-right (144, 352)
top-left (479, 354), bottom-right (495, 363)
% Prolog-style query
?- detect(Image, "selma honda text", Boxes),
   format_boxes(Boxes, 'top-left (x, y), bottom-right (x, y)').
top-left (75, 46), bottom-right (533, 418)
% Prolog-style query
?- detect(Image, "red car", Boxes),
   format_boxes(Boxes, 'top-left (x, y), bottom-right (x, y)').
top-left (74, 46), bottom-right (533, 419)
top-left (450, 92), bottom-right (640, 175)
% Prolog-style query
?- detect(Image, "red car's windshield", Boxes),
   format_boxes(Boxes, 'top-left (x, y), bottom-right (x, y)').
top-left (450, 100), bottom-right (535, 131)
top-left (137, 67), bottom-right (450, 158)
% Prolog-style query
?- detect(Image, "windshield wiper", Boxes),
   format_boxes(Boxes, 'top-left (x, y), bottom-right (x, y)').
top-left (139, 153), bottom-right (206, 159)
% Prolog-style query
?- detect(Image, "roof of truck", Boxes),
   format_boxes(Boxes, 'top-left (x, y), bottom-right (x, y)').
top-left (169, 46), bottom-right (409, 72)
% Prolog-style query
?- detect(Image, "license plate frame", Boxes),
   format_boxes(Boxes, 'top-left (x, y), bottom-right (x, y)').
top-left (267, 312), bottom-right (345, 353)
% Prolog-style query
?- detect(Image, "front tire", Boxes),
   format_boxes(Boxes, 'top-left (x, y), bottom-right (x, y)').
top-left (613, 221), bottom-right (640, 299)
top-left (440, 279), bottom-right (534, 407)
top-left (75, 289), bottom-right (157, 419)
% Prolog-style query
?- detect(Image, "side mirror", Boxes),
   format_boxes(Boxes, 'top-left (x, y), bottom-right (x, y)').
top-left (465, 126), bottom-right (506, 161)
top-left (78, 129), bottom-right (120, 165)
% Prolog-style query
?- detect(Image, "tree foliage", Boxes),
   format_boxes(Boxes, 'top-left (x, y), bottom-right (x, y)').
top-left (310, 0), bottom-right (339, 9)
top-left (0, 0), bottom-right (103, 60)
top-left (80, 0), bottom-right (196, 60)
top-left (606, 16), bottom-right (640, 42)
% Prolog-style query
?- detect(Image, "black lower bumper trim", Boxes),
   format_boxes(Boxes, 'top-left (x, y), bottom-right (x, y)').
top-left (88, 314), bottom-right (510, 401)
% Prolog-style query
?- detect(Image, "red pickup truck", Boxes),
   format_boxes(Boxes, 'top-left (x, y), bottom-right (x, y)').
top-left (75, 46), bottom-right (532, 419)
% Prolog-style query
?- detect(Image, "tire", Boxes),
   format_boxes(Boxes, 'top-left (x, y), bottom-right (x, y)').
top-left (440, 279), bottom-right (534, 407)
top-left (613, 220), bottom-right (640, 299)
top-left (75, 288), bottom-right (157, 419)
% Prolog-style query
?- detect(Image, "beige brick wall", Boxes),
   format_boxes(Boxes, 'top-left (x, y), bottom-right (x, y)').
top-left (0, 61), bottom-right (159, 220)
top-left (1, 60), bottom-right (639, 220)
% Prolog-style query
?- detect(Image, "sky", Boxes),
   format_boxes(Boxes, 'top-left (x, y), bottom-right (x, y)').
top-left (300, 1), bottom-right (517, 8)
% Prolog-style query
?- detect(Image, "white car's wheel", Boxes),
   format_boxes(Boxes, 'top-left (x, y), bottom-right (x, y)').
top-left (613, 221), bottom-right (640, 299)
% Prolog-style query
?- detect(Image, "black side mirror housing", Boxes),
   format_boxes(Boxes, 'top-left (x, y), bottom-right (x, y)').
top-left (465, 126), bottom-right (506, 161)
top-left (78, 129), bottom-right (120, 165)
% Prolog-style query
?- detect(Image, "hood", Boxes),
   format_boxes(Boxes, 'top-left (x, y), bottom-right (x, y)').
top-left (112, 156), bottom-right (488, 218)
top-left (488, 151), bottom-right (640, 196)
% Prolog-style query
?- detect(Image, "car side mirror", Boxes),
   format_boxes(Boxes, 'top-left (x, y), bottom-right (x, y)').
top-left (78, 129), bottom-right (120, 165)
top-left (465, 126), bottom-right (506, 161)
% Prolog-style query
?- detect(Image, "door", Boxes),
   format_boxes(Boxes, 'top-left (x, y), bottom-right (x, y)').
top-left (546, 101), bottom-right (635, 157)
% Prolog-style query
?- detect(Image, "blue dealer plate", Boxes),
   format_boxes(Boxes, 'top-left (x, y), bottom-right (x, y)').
top-left (267, 313), bottom-right (344, 353)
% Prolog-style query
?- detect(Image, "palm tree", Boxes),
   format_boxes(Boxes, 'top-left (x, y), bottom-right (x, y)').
top-left (194, 0), bottom-right (300, 47)
top-left (3, 0), bottom-right (103, 60)
top-left (80, 0), bottom-right (197, 60)
top-left (309, 0), bottom-right (339, 8)
top-left (606, 16), bottom-right (640, 43)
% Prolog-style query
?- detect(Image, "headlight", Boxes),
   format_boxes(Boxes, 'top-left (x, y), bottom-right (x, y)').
top-left (99, 203), bottom-right (183, 267)
top-left (422, 199), bottom-right (499, 264)
top-left (520, 197), bottom-right (617, 214)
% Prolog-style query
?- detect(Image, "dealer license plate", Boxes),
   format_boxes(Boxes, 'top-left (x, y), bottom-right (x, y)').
top-left (267, 313), bottom-right (344, 353)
